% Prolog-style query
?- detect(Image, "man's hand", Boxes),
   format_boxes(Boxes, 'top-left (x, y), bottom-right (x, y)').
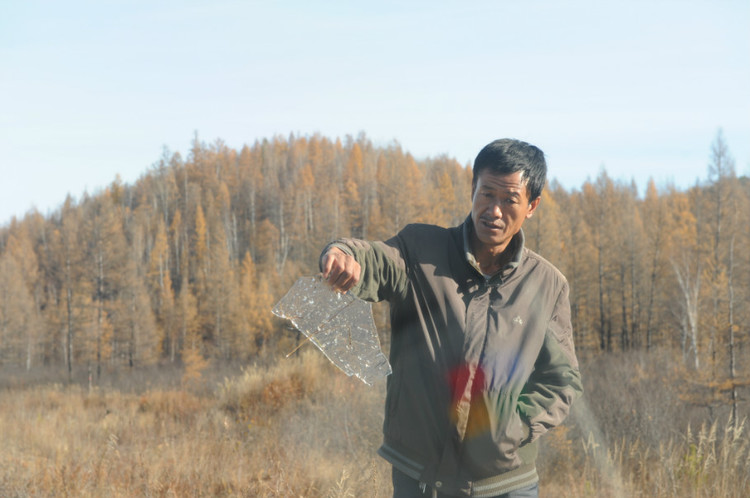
top-left (321, 246), bottom-right (361, 293)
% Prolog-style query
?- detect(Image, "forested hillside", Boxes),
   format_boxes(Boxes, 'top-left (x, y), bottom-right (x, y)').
top-left (1, 131), bottom-right (747, 413)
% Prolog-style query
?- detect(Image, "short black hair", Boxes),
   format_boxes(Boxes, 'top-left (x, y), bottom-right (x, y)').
top-left (472, 139), bottom-right (547, 201)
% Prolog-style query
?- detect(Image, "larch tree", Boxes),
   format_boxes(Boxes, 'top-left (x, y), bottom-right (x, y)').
top-left (343, 142), bottom-right (365, 237)
top-left (616, 181), bottom-right (645, 351)
top-left (238, 251), bottom-right (275, 357)
top-left (312, 136), bottom-right (341, 242)
top-left (403, 154), bottom-right (428, 225)
top-left (705, 129), bottom-right (737, 369)
top-left (3, 228), bottom-right (43, 369)
top-left (169, 209), bottom-right (186, 296)
top-left (424, 156), bottom-right (470, 228)
top-left (433, 170), bottom-right (457, 228)
top-left (51, 197), bottom-right (92, 381)
top-left (82, 193), bottom-right (130, 379)
top-left (149, 147), bottom-right (181, 227)
top-left (119, 227), bottom-right (159, 368)
top-left (255, 218), bottom-right (280, 275)
top-left (525, 188), bottom-right (564, 262)
top-left (175, 272), bottom-right (199, 364)
top-left (265, 137), bottom-right (292, 278)
top-left (375, 145), bottom-right (406, 234)
top-left (581, 173), bottom-right (617, 352)
top-left (192, 203), bottom-right (210, 340)
top-left (667, 190), bottom-right (703, 369)
top-left (640, 179), bottom-right (669, 350)
top-left (149, 217), bottom-right (176, 361)
top-left (554, 186), bottom-right (597, 354)
top-left (204, 215), bottom-right (240, 360)
top-left (0, 243), bottom-right (37, 367)
top-left (298, 163), bottom-right (316, 240)
top-left (237, 143), bottom-right (263, 262)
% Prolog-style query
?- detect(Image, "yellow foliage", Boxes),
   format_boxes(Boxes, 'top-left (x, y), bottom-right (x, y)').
top-left (181, 343), bottom-right (209, 387)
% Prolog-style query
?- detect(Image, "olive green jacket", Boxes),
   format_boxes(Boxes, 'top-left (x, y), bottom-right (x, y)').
top-left (323, 218), bottom-right (582, 497)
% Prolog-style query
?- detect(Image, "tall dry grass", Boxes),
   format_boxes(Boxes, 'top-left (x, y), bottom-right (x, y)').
top-left (0, 352), bottom-right (390, 497)
top-left (0, 350), bottom-right (748, 497)
top-left (538, 349), bottom-right (750, 498)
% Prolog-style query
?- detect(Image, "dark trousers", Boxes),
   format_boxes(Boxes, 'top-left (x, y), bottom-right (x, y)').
top-left (392, 467), bottom-right (539, 498)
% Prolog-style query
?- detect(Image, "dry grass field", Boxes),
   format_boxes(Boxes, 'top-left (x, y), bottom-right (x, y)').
top-left (0, 352), bottom-right (389, 497)
top-left (0, 351), bottom-right (748, 497)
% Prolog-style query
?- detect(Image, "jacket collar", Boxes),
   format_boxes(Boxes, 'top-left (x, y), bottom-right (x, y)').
top-left (461, 215), bottom-right (525, 279)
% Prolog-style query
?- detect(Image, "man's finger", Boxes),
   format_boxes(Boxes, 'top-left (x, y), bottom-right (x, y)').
top-left (321, 248), bottom-right (342, 279)
top-left (321, 255), bottom-right (334, 279)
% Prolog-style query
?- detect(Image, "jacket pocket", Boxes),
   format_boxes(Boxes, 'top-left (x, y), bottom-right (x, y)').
top-left (507, 409), bottom-right (526, 449)
top-left (462, 394), bottom-right (525, 475)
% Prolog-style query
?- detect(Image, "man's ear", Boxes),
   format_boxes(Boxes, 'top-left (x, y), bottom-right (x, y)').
top-left (526, 196), bottom-right (541, 218)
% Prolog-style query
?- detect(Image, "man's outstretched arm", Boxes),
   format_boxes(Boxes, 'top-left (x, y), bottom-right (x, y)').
top-left (319, 237), bottom-right (409, 303)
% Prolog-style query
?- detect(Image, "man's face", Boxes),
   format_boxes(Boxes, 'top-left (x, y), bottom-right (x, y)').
top-left (470, 169), bottom-right (540, 254)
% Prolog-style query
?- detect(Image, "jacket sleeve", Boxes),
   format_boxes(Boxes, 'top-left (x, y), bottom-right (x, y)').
top-left (517, 279), bottom-right (583, 444)
top-left (320, 236), bottom-right (410, 304)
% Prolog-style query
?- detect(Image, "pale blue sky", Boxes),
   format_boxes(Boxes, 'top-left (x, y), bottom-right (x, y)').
top-left (2, 0), bottom-right (749, 224)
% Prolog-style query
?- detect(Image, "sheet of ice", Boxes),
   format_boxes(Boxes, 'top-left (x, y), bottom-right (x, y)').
top-left (272, 275), bottom-right (391, 385)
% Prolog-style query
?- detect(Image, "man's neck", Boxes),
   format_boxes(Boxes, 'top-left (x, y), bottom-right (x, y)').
top-left (471, 234), bottom-right (515, 276)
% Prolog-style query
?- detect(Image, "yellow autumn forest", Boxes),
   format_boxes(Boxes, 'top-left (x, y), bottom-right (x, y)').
top-left (0, 131), bottom-right (748, 496)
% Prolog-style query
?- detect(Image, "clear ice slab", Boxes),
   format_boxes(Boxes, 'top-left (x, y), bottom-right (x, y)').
top-left (272, 275), bottom-right (392, 385)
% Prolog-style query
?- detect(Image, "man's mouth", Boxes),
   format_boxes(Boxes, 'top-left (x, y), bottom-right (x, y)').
top-left (480, 218), bottom-right (504, 230)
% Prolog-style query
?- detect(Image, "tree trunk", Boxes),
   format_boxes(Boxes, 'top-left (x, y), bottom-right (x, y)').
top-left (598, 244), bottom-right (606, 351)
top-left (727, 235), bottom-right (737, 426)
top-left (672, 257), bottom-right (701, 370)
top-left (65, 256), bottom-right (74, 383)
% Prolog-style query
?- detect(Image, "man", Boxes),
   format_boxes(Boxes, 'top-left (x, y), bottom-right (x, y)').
top-left (321, 139), bottom-right (583, 498)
